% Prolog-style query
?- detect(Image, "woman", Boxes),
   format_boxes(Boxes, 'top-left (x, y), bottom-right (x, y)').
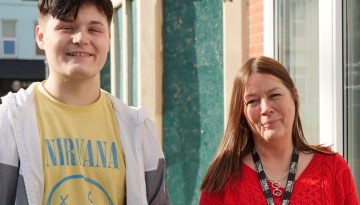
top-left (200, 56), bottom-right (359, 205)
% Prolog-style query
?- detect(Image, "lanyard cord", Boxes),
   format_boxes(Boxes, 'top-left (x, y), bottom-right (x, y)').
top-left (252, 147), bottom-right (299, 205)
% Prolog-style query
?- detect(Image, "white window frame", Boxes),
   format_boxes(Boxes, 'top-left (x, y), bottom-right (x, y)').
top-left (264, 0), bottom-right (274, 58)
top-left (266, 0), bottom-right (343, 154)
top-left (111, 0), bottom-right (134, 104)
top-left (318, 0), bottom-right (343, 154)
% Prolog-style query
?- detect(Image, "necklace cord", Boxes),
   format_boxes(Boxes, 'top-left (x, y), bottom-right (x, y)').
top-left (252, 147), bottom-right (299, 205)
top-left (265, 171), bottom-right (288, 183)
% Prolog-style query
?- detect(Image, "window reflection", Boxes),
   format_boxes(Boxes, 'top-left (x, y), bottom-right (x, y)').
top-left (277, 0), bottom-right (319, 144)
top-left (344, 0), bottom-right (360, 195)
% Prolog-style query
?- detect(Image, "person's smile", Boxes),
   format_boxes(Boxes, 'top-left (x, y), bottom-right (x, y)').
top-left (261, 119), bottom-right (281, 129)
top-left (66, 51), bottom-right (93, 57)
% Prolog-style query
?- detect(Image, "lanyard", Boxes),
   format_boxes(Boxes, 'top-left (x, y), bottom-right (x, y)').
top-left (252, 147), bottom-right (299, 205)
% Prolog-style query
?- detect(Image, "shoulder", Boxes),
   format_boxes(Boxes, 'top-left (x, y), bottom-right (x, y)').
top-left (104, 92), bottom-right (149, 125)
top-left (0, 84), bottom-right (39, 165)
top-left (241, 153), bottom-right (254, 170)
top-left (0, 82), bottom-right (38, 123)
top-left (313, 151), bottom-right (351, 174)
top-left (104, 92), bottom-right (162, 148)
top-left (315, 151), bottom-right (344, 162)
top-left (331, 153), bottom-right (352, 172)
top-left (326, 153), bottom-right (359, 203)
top-left (1, 82), bottom-right (38, 108)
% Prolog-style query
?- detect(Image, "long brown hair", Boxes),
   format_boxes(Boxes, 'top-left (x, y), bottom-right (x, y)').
top-left (200, 56), bottom-right (330, 193)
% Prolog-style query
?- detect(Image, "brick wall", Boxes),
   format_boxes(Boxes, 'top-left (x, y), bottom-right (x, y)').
top-left (248, 0), bottom-right (263, 57)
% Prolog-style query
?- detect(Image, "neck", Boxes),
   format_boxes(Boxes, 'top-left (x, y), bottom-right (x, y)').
top-left (44, 75), bottom-right (101, 106)
top-left (254, 137), bottom-right (294, 180)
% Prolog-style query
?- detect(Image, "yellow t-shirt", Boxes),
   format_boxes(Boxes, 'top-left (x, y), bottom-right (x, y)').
top-left (34, 84), bottom-right (126, 205)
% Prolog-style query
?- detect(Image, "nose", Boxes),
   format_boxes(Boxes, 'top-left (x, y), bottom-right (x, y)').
top-left (72, 31), bottom-right (89, 45)
top-left (260, 98), bottom-right (274, 115)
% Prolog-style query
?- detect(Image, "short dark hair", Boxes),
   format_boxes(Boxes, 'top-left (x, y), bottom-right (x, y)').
top-left (38, 0), bottom-right (113, 25)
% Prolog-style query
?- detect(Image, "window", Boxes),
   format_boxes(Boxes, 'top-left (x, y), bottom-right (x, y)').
top-left (1, 20), bottom-right (17, 57)
top-left (130, 0), bottom-right (138, 106)
top-left (3, 39), bottom-right (16, 55)
top-left (344, 0), bottom-right (360, 195)
top-left (276, 0), bottom-right (319, 144)
top-left (2, 20), bottom-right (16, 38)
top-left (111, 0), bottom-right (138, 106)
top-left (112, 5), bottom-right (124, 99)
top-left (275, 0), bottom-right (359, 193)
top-left (110, 0), bottom-right (162, 140)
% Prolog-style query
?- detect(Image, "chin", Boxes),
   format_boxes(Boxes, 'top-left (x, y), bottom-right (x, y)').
top-left (66, 67), bottom-right (99, 77)
top-left (262, 131), bottom-right (282, 141)
top-left (62, 72), bottom-right (97, 81)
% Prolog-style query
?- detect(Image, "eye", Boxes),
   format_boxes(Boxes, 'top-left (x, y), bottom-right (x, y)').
top-left (245, 99), bottom-right (258, 105)
top-left (60, 26), bottom-right (74, 32)
top-left (89, 27), bottom-right (102, 33)
top-left (270, 93), bottom-right (281, 98)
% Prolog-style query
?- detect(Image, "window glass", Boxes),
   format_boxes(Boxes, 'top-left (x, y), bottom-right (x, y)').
top-left (344, 0), bottom-right (360, 195)
top-left (130, 0), bottom-right (138, 106)
top-left (113, 0), bottom-right (137, 106)
top-left (3, 40), bottom-right (15, 55)
top-left (115, 6), bottom-right (124, 99)
top-left (2, 20), bottom-right (16, 38)
top-left (277, 0), bottom-right (319, 144)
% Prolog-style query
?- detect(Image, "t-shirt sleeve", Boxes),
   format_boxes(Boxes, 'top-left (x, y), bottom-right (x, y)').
top-left (333, 153), bottom-right (360, 205)
top-left (199, 191), bottom-right (224, 205)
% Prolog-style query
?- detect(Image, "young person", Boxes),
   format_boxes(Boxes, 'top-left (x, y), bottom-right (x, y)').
top-left (0, 0), bottom-right (169, 204)
top-left (199, 56), bottom-right (359, 205)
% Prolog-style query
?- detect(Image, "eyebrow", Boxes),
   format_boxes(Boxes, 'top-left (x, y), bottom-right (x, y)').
top-left (88, 20), bottom-right (105, 27)
top-left (244, 87), bottom-right (282, 98)
top-left (59, 19), bottom-right (105, 27)
top-left (60, 19), bottom-right (74, 23)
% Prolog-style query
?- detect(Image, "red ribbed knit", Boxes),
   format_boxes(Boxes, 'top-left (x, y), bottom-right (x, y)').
top-left (200, 153), bottom-right (359, 205)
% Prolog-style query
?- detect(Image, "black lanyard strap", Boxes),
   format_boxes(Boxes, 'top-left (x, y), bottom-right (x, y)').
top-left (252, 147), bottom-right (299, 205)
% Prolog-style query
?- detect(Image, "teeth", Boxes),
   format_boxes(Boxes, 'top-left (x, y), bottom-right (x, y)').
top-left (69, 52), bottom-right (91, 56)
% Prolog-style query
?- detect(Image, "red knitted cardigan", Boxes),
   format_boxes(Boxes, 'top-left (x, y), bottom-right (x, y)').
top-left (200, 152), bottom-right (359, 205)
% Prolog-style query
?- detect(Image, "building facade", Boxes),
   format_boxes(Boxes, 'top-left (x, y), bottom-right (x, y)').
top-left (0, 0), bottom-right (357, 204)
top-left (0, 0), bottom-right (46, 101)
top-left (109, 0), bottom-right (359, 204)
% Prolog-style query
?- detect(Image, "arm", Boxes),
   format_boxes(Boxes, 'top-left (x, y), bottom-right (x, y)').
top-left (342, 168), bottom-right (360, 205)
top-left (142, 118), bottom-right (170, 205)
top-left (333, 154), bottom-right (360, 205)
top-left (0, 104), bottom-right (20, 205)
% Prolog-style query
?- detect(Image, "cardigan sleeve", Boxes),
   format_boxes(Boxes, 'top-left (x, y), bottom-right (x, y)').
top-left (333, 153), bottom-right (360, 205)
top-left (199, 191), bottom-right (224, 205)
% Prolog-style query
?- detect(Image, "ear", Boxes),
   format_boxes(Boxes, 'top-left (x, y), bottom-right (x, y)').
top-left (35, 24), bottom-right (45, 50)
